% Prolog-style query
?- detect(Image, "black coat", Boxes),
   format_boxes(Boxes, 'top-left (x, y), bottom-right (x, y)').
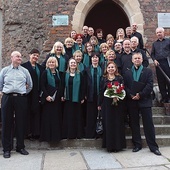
top-left (85, 66), bottom-right (102, 102)
top-left (124, 66), bottom-right (153, 108)
top-left (22, 61), bottom-right (44, 112)
top-left (22, 61), bottom-right (44, 136)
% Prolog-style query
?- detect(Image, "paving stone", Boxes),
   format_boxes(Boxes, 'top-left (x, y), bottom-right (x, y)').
top-left (0, 150), bottom-right (42, 170)
top-left (113, 148), bottom-right (169, 168)
top-left (159, 147), bottom-right (170, 160)
top-left (82, 149), bottom-right (122, 169)
top-left (43, 150), bottom-right (87, 170)
top-left (117, 166), bottom-right (169, 170)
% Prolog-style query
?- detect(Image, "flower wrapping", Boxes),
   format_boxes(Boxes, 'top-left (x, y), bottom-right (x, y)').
top-left (104, 81), bottom-right (126, 105)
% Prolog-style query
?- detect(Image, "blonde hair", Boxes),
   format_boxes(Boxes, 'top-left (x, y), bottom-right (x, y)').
top-left (99, 43), bottom-right (109, 52)
top-left (64, 37), bottom-right (74, 45)
top-left (73, 50), bottom-right (83, 58)
top-left (116, 28), bottom-right (125, 40)
top-left (46, 57), bottom-right (58, 68)
top-left (105, 49), bottom-right (116, 59)
top-left (50, 41), bottom-right (65, 55)
top-left (106, 34), bottom-right (114, 41)
top-left (66, 58), bottom-right (80, 73)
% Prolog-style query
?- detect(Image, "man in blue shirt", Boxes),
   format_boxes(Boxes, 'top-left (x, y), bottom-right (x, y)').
top-left (0, 51), bottom-right (33, 158)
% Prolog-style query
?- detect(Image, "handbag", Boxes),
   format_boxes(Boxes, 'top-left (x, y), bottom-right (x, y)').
top-left (96, 110), bottom-right (103, 135)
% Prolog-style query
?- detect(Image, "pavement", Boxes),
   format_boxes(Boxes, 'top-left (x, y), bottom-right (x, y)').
top-left (1, 147), bottom-right (170, 170)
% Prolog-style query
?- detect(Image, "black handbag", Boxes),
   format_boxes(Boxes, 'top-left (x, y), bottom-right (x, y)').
top-left (96, 110), bottom-right (103, 135)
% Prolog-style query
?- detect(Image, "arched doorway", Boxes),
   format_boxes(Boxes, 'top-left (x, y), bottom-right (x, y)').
top-left (72, 0), bottom-right (144, 38)
top-left (84, 0), bottom-right (130, 38)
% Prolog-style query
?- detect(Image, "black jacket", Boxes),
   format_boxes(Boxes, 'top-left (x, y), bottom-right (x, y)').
top-left (124, 66), bottom-right (153, 108)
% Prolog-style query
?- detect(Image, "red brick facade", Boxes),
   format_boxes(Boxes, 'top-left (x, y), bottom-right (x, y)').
top-left (1, 0), bottom-right (170, 66)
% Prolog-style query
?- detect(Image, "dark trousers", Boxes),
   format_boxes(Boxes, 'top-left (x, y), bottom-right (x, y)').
top-left (1, 94), bottom-right (28, 152)
top-left (156, 59), bottom-right (170, 100)
top-left (128, 106), bottom-right (158, 151)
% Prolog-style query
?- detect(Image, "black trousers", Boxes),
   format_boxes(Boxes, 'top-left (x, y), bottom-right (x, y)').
top-left (128, 106), bottom-right (158, 151)
top-left (1, 94), bottom-right (28, 152)
top-left (156, 59), bottom-right (170, 100)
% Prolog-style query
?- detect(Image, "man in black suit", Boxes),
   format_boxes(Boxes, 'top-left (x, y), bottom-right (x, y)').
top-left (124, 52), bottom-right (161, 156)
top-left (151, 27), bottom-right (170, 103)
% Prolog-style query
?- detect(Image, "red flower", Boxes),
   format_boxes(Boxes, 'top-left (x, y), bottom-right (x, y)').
top-left (114, 81), bottom-right (119, 86)
top-left (107, 83), bottom-right (112, 89)
top-left (116, 88), bottom-right (122, 94)
top-left (119, 85), bottom-right (124, 90)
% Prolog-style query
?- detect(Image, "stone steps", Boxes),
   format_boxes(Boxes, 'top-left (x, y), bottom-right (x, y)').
top-left (21, 135), bottom-right (170, 149)
top-left (126, 125), bottom-right (170, 136)
top-left (152, 114), bottom-right (170, 124)
top-left (0, 106), bottom-right (170, 149)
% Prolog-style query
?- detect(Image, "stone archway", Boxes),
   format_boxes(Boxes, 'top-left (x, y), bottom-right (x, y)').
top-left (72, 0), bottom-right (144, 37)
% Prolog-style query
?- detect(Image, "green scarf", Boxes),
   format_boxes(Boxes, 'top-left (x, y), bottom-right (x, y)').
top-left (65, 72), bottom-right (80, 102)
top-left (90, 65), bottom-right (102, 94)
top-left (131, 65), bottom-right (143, 82)
top-left (58, 55), bottom-right (66, 72)
top-left (78, 62), bottom-right (85, 72)
top-left (47, 68), bottom-right (60, 87)
top-left (74, 43), bottom-right (85, 52)
top-left (83, 53), bottom-right (90, 67)
top-left (99, 53), bottom-right (105, 65)
top-left (35, 64), bottom-right (40, 90)
top-left (94, 45), bottom-right (100, 52)
top-left (50, 53), bottom-right (66, 72)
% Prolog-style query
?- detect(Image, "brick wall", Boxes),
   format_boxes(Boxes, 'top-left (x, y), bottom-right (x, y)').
top-left (139, 0), bottom-right (170, 50)
top-left (1, 0), bottom-right (170, 66)
top-left (2, 0), bottom-right (75, 65)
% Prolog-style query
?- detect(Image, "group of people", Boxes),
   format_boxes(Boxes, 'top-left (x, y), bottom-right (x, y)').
top-left (0, 23), bottom-right (169, 158)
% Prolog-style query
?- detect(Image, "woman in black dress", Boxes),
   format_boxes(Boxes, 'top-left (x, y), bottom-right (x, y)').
top-left (85, 52), bottom-right (102, 138)
top-left (40, 57), bottom-right (62, 142)
top-left (98, 61), bottom-right (126, 152)
top-left (61, 58), bottom-right (85, 139)
top-left (22, 49), bottom-right (44, 140)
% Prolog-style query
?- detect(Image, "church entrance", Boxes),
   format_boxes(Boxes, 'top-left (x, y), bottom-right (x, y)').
top-left (84, 0), bottom-right (130, 38)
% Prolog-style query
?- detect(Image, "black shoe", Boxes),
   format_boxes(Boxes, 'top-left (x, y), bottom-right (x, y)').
top-left (3, 151), bottom-right (11, 158)
top-left (132, 147), bottom-right (142, 152)
top-left (161, 98), bottom-right (168, 103)
top-left (152, 149), bottom-right (161, 156)
top-left (16, 149), bottom-right (29, 155)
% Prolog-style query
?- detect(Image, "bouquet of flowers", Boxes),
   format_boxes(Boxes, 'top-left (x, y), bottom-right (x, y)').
top-left (104, 81), bottom-right (126, 105)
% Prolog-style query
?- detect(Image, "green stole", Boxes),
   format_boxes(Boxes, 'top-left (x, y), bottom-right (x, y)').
top-left (78, 62), bottom-right (85, 72)
top-left (46, 68), bottom-right (60, 87)
top-left (58, 55), bottom-right (66, 72)
top-left (94, 45), bottom-right (100, 52)
top-left (65, 72), bottom-right (80, 102)
top-left (99, 53), bottom-right (105, 65)
top-left (90, 65), bottom-right (102, 94)
top-left (50, 53), bottom-right (66, 72)
top-left (74, 43), bottom-right (85, 52)
top-left (35, 64), bottom-right (40, 90)
top-left (83, 53), bottom-right (90, 67)
top-left (131, 65), bottom-right (143, 82)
